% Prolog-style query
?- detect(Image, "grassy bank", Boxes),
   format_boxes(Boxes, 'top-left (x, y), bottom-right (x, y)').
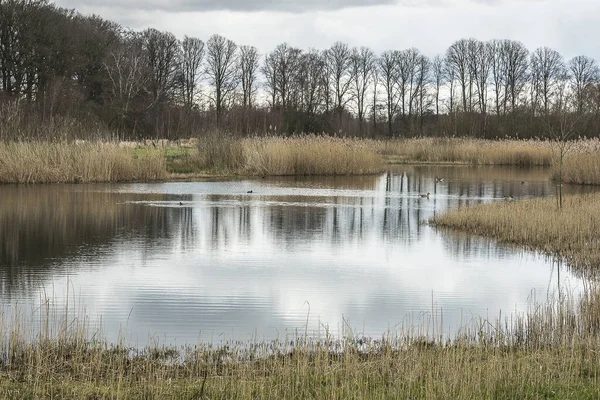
top-left (431, 193), bottom-right (600, 272)
top-left (1, 137), bottom-right (600, 184)
top-left (0, 142), bottom-right (166, 183)
top-left (2, 287), bottom-right (600, 399)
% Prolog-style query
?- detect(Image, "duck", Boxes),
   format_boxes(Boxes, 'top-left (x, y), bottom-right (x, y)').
top-left (420, 192), bottom-right (431, 199)
top-left (247, 190), bottom-right (253, 194)
top-left (179, 201), bottom-right (183, 206)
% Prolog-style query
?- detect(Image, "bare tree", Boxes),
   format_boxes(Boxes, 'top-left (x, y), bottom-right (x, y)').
top-left (350, 46), bottom-right (375, 129)
top-left (238, 45), bottom-right (260, 109)
top-left (431, 55), bottom-right (445, 116)
top-left (205, 34), bottom-right (238, 125)
top-left (262, 52), bottom-right (278, 109)
top-left (531, 47), bottom-right (565, 115)
top-left (180, 36), bottom-right (204, 109)
top-left (413, 54), bottom-right (431, 132)
top-left (270, 43), bottom-right (301, 112)
top-left (446, 39), bottom-right (471, 113)
top-left (472, 40), bottom-right (491, 115)
top-left (444, 55), bottom-right (457, 115)
top-left (327, 42), bottom-right (354, 125)
top-left (404, 48), bottom-right (423, 118)
top-left (489, 39), bottom-right (507, 116)
top-left (142, 28), bottom-right (181, 104)
top-left (103, 32), bottom-right (150, 136)
top-left (568, 55), bottom-right (600, 113)
top-left (371, 62), bottom-right (380, 134)
top-left (298, 49), bottom-right (325, 116)
top-left (503, 40), bottom-right (529, 114)
top-left (545, 90), bottom-right (583, 208)
top-left (378, 51), bottom-right (400, 137)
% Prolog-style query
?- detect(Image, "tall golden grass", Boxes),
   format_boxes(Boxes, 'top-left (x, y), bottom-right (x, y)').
top-left (195, 133), bottom-right (383, 176)
top-left (0, 142), bottom-right (166, 183)
top-left (380, 137), bottom-right (600, 185)
top-left (555, 139), bottom-right (600, 185)
top-left (2, 286), bottom-right (600, 399)
top-left (431, 193), bottom-right (600, 272)
top-left (379, 138), bottom-right (555, 166)
top-left (1, 137), bottom-right (600, 185)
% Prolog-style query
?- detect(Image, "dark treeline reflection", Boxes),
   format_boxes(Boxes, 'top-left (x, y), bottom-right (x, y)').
top-left (176, 167), bottom-right (598, 254)
top-left (0, 185), bottom-right (178, 293)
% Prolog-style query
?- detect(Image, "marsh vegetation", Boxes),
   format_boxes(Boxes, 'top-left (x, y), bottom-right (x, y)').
top-left (1, 283), bottom-right (600, 399)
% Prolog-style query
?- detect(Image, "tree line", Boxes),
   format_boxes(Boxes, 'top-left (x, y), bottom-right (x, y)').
top-left (1, 0), bottom-right (599, 140)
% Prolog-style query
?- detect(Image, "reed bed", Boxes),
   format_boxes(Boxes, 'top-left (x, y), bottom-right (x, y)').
top-left (379, 138), bottom-right (555, 166)
top-left (431, 193), bottom-right (600, 272)
top-left (0, 141), bottom-right (166, 183)
top-left (195, 133), bottom-right (383, 176)
top-left (1, 287), bottom-right (600, 399)
top-left (555, 140), bottom-right (600, 185)
top-left (380, 137), bottom-right (600, 185)
top-left (1, 136), bottom-right (600, 185)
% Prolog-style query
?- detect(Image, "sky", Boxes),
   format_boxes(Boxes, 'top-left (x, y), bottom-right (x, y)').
top-left (54, 0), bottom-right (600, 60)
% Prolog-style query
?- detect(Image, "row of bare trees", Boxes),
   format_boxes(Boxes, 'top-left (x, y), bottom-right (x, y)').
top-left (1, 0), bottom-right (599, 140)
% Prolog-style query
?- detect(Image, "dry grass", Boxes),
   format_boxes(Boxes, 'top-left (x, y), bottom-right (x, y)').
top-left (195, 133), bottom-right (383, 176)
top-left (380, 137), bottom-right (600, 185)
top-left (560, 154), bottom-right (600, 185)
top-left (379, 138), bottom-right (555, 166)
top-left (0, 142), bottom-right (166, 183)
top-left (431, 194), bottom-right (600, 272)
top-left (1, 287), bottom-right (600, 399)
top-left (555, 140), bottom-right (600, 185)
top-left (1, 137), bottom-right (600, 185)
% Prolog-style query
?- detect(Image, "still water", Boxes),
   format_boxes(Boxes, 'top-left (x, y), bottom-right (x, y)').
top-left (0, 166), bottom-right (595, 345)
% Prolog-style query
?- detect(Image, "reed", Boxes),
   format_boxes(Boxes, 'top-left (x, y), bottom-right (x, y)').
top-left (1, 137), bottom-right (600, 185)
top-left (195, 133), bottom-right (383, 176)
top-left (379, 138), bottom-right (555, 166)
top-left (431, 193), bottom-right (600, 272)
top-left (557, 145), bottom-right (600, 186)
top-left (0, 141), bottom-right (166, 183)
top-left (1, 285), bottom-right (600, 399)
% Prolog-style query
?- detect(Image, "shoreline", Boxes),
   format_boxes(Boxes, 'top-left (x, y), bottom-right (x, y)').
top-left (2, 286), bottom-right (600, 399)
top-left (1, 137), bottom-right (599, 185)
top-left (3, 169), bottom-right (600, 397)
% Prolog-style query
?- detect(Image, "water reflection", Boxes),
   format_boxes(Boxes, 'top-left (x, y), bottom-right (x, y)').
top-left (0, 166), bottom-right (596, 345)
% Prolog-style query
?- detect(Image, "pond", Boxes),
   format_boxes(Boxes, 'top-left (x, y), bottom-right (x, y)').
top-left (0, 166), bottom-right (595, 345)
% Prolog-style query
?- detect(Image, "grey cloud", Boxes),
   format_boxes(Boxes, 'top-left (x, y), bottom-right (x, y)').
top-left (62, 0), bottom-right (400, 13)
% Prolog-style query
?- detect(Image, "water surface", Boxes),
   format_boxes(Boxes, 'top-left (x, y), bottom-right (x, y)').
top-left (1, 166), bottom-right (595, 345)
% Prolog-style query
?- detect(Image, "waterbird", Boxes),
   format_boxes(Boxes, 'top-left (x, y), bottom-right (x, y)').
top-left (521, 181), bottom-right (526, 185)
top-left (420, 192), bottom-right (431, 199)
top-left (247, 190), bottom-right (253, 194)
top-left (179, 201), bottom-right (183, 206)
top-left (435, 177), bottom-right (444, 183)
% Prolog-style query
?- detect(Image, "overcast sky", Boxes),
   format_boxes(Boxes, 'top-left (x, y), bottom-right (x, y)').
top-left (54, 0), bottom-right (600, 60)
